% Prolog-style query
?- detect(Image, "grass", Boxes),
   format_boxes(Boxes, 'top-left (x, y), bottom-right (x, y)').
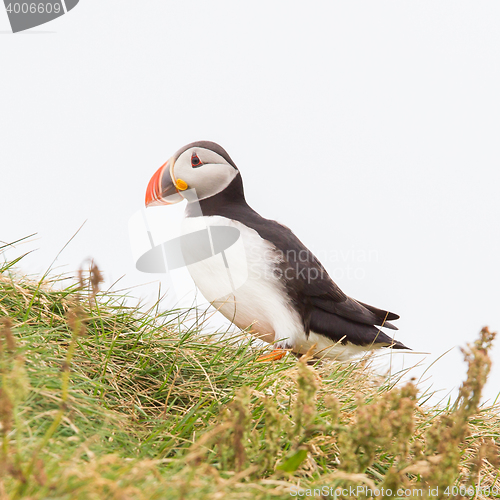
top-left (0, 253), bottom-right (499, 499)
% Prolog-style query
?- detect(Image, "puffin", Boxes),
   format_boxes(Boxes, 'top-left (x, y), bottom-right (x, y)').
top-left (145, 141), bottom-right (409, 361)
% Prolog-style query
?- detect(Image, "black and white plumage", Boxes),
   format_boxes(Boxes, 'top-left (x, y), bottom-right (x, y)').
top-left (145, 141), bottom-right (409, 360)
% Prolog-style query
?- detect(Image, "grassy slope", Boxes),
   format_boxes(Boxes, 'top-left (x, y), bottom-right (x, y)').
top-left (0, 258), bottom-right (499, 499)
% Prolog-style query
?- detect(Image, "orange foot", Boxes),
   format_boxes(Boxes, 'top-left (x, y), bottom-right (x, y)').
top-left (256, 349), bottom-right (288, 362)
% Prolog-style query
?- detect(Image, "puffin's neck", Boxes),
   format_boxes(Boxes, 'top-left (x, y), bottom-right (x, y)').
top-left (185, 174), bottom-right (250, 218)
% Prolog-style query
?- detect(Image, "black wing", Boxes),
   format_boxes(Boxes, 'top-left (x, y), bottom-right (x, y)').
top-left (254, 218), bottom-right (406, 348)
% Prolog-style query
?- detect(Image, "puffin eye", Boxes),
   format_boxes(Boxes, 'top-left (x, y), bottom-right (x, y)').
top-left (191, 153), bottom-right (202, 168)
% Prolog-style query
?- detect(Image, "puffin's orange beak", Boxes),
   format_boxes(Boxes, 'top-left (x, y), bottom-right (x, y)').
top-left (145, 158), bottom-right (183, 207)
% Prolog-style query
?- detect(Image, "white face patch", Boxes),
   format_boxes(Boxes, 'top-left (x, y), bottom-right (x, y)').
top-left (173, 147), bottom-right (239, 201)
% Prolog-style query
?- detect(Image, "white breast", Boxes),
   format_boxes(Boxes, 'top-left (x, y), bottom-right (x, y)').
top-left (180, 215), bottom-right (303, 346)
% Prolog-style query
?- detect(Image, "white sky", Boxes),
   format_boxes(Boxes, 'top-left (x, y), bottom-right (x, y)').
top-left (1, 1), bottom-right (499, 404)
